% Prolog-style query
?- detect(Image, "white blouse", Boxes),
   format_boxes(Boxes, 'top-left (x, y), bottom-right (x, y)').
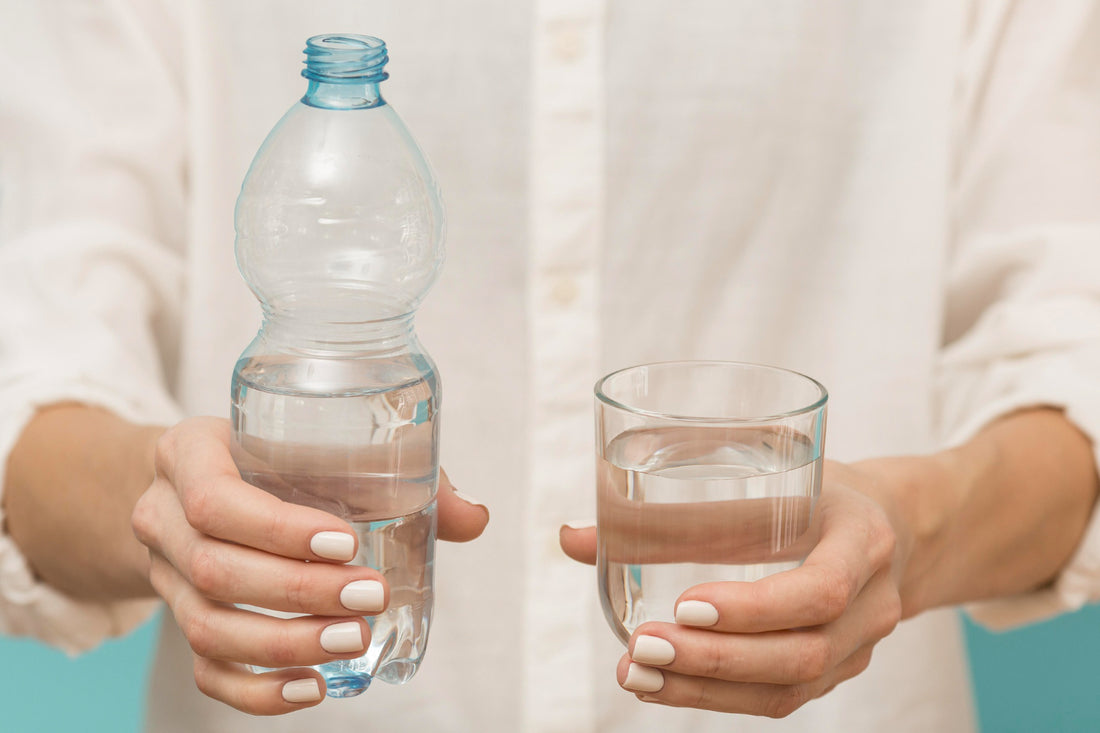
top-left (2, 1), bottom-right (1099, 731)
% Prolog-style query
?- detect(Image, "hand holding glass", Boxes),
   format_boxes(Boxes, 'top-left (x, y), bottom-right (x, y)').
top-left (595, 361), bottom-right (828, 643)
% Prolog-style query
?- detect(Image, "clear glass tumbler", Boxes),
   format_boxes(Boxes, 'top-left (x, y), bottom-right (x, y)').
top-left (595, 361), bottom-right (828, 644)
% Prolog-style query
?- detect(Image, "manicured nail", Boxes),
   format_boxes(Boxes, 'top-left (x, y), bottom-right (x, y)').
top-left (564, 519), bottom-right (596, 530)
top-left (310, 531), bottom-right (356, 562)
top-left (632, 635), bottom-right (676, 666)
top-left (340, 580), bottom-right (385, 613)
top-left (638, 695), bottom-right (661, 703)
top-left (623, 663), bottom-right (664, 693)
top-left (282, 678), bottom-right (322, 703)
top-left (676, 600), bottom-right (719, 627)
top-left (320, 622), bottom-right (364, 653)
top-left (453, 490), bottom-right (486, 508)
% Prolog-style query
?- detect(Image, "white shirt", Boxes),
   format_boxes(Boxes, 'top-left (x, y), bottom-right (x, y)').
top-left (2, 1), bottom-right (1100, 731)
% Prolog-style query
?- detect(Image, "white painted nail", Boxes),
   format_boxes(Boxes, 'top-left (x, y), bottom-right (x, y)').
top-left (632, 635), bottom-right (676, 666)
top-left (564, 519), bottom-right (596, 530)
top-left (310, 531), bottom-right (356, 562)
top-left (340, 580), bottom-right (385, 613)
top-left (623, 663), bottom-right (664, 693)
top-left (281, 678), bottom-right (322, 703)
top-left (453, 490), bottom-right (486, 508)
top-left (638, 695), bottom-right (662, 703)
top-left (675, 600), bottom-right (720, 627)
top-left (320, 622), bottom-right (364, 653)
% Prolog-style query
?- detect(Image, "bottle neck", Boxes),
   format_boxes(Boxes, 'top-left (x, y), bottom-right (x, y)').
top-left (302, 79), bottom-right (385, 110)
top-left (260, 310), bottom-right (416, 357)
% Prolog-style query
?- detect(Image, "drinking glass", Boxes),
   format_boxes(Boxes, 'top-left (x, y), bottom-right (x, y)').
top-left (595, 360), bottom-right (828, 644)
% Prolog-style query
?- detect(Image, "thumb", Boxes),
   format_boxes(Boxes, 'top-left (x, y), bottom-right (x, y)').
top-left (559, 521), bottom-right (597, 565)
top-left (436, 469), bottom-right (489, 542)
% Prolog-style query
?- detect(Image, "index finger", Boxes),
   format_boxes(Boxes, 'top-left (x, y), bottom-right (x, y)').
top-left (157, 418), bottom-right (358, 563)
top-left (675, 493), bottom-right (895, 633)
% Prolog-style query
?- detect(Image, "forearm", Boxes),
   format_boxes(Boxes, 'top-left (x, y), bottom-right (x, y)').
top-left (863, 408), bottom-right (1099, 618)
top-left (3, 404), bottom-right (163, 600)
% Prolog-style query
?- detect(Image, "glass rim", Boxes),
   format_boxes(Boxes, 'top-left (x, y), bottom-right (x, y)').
top-left (594, 359), bottom-right (829, 423)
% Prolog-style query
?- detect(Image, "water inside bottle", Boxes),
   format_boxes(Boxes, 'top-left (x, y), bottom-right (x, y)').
top-left (231, 354), bottom-right (438, 696)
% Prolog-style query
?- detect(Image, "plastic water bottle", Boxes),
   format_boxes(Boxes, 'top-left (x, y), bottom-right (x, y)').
top-left (229, 34), bottom-right (444, 698)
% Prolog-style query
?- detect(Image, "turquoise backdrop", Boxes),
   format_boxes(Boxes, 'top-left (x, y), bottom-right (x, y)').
top-left (1, 606), bottom-right (1098, 731)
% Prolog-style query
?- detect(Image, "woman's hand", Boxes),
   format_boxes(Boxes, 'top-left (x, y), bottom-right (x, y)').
top-left (561, 408), bottom-right (1098, 717)
top-left (131, 416), bottom-right (488, 714)
top-left (561, 461), bottom-right (907, 717)
top-left (623, 465), bottom-right (903, 716)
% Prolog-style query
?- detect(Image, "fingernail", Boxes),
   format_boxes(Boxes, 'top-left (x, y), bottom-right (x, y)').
top-left (623, 662), bottom-right (664, 693)
top-left (310, 531), bottom-right (356, 562)
top-left (282, 678), bottom-right (322, 703)
top-left (564, 519), bottom-right (596, 530)
top-left (632, 635), bottom-right (676, 666)
top-left (453, 490), bottom-right (486, 508)
top-left (638, 695), bottom-right (661, 703)
top-left (320, 622), bottom-right (364, 653)
top-left (340, 580), bottom-right (385, 613)
top-left (676, 600), bottom-right (719, 627)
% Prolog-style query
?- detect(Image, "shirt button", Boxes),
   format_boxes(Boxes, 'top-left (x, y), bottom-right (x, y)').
top-left (551, 26), bottom-right (586, 63)
top-left (549, 277), bottom-right (579, 307)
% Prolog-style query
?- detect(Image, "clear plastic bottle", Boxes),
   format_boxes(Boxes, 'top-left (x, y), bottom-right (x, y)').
top-left (230, 34), bottom-right (444, 698)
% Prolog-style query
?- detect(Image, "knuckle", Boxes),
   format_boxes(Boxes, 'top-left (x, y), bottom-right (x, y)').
top-left (187, 546), bottom-right (224, 597)
top-left (193, 656), bottom-right (266, 715)
top-left (816, 568), bottom-right (853, 623)
top-left (878, 590), bottom-right (903, 637)
top-left (870, 519), bottom-right (897, 567)
top-left (282, 571), bottom-right (312, 612)
top-left (818, 572), bottom-right (849, 620)
top-left (688, 682), bottom-right (710, 711)
top-left (765, 685), bottom-right (810, 719)
top-left (263, 625), bottom-right (301, 668)
top-left (792, 634), bottom-right (831, 683)
top-left (262, 509), bottom-right (293, 553)
top-left (183, 611), bottom-right (216, 658)
top-left (192, 656), bottom-right (216, 697)
top-left (851, 647), bottom-right (874, 677)
top-left (703, 644), bottom-right (727, 680)
top-left (744, 582), bottom-right (771, 618)
top-left (182, 483), bottom-right (216, 533)
top-left (130, 493), bottom-right (157, 545)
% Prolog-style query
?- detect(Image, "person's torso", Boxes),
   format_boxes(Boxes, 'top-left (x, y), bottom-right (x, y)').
top-left (148, 1), bottom-right (976, 731)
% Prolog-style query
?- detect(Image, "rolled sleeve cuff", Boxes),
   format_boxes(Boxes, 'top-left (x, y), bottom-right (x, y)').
top-left (940, 349), bottom-right (1100, 629)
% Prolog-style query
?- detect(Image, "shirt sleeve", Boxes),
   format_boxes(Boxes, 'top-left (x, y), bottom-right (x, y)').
top-left (938, 0), bottom-right (1100, 629)
top-left (0, 1), bottom-right (186, 653)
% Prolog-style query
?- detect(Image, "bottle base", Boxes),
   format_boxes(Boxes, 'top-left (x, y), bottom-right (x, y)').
top-left (323, 672), bottom-right (372, 698)
top-left (374, 658), bottom-right (418, 685)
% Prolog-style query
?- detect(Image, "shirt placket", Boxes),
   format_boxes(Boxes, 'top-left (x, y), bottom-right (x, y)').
top-left (523, 0), bottom-right (606, 731)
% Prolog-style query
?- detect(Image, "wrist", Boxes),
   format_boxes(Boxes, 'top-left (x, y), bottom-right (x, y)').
top-left (6, 404), bottom-right (165, 598)
top-left (848, 453), bottom-right (967, 618)
top-left (840, 409), bottom-right (1097, 618)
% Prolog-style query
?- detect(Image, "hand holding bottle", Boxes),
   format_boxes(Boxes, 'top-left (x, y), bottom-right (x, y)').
top-left (229, 33), bottom-right (449, 698)
top-left (131, 417), bottom-right (487, 715)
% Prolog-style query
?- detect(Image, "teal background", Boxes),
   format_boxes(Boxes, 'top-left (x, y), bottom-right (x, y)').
top-left (0, 607), bottom-right (1098, 731)
top-left (963, 606), bottom-right (1100, 732)
top-left (0, 613), bottom-right (160, 733)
